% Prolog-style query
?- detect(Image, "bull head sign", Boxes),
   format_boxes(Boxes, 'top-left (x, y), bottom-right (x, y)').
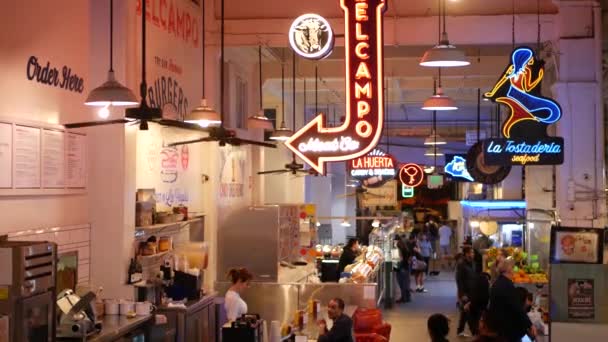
top-left (286, 0), bottom-right (388, 175)
top-left (289, 14), bottom-right (334, 60)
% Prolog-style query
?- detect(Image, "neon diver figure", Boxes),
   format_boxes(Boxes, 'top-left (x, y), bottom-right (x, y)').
top-left (484, 47), bottom-right (562, 138)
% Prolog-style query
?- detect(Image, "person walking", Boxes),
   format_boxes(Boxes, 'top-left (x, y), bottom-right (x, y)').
top-left (419, 233), bottom-right (434, 277)
top-left (466, 272), bottom-right (491, 336)
top-left (395, 235), bottom-right (412, 303)
top-left (438, 222), bottom-right (453, 257)
top-left (455, 247), bottom-right (476, 337)
top-left (488, 259), bottom-right (535, 342)
top-left (408, 233), bottom-right (426, 293)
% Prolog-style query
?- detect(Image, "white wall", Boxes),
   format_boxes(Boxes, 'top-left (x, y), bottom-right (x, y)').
top-left (0, 0), bottom-right (92, 235)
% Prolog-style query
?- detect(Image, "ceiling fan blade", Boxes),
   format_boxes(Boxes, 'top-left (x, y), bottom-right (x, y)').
top-left (64, 119), bottom-right (131, 129)
top-left (154, 119), bottom-right (209, 132)
top-left (257, 170), bottom-right (289, 175)
top-left (296, 170), bottom-right (310, 174)
top-left (167, 137), bottom-right (218, 147)
top-left (228, 137), bottom-right (276, 148)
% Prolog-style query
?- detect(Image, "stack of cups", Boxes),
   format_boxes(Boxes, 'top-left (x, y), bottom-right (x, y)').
top-left (269, 320), bottom-right (281, 342)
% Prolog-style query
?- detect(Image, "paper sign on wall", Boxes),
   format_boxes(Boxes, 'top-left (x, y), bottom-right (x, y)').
top-left (0, 123), bottom-right (11, 188)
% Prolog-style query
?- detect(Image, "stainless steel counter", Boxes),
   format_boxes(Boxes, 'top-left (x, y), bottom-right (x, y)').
top-left (58, 314), bottom-right (153, 342)
top-left (155, 294), bottom-right (218, 342)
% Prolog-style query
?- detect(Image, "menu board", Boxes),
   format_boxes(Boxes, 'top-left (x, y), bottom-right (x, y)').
top-left (66, 133), bottom-right (86, 188)
top-left (0, 123), bottom-right (11, 188)
top-left (554, 231), bottom-right (599, 263)
top-left (42, 130), bottom-right (65, 188)
top-left (13, 125), bottom-right (41, 188)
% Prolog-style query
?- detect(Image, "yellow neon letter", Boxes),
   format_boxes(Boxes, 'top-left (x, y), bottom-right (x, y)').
top-left (356, 121), bottom-right (373, 138)
top-left (355, 3), bottom-right (368, 21)
top-left (357, 101), bottom-right (370, 117)
top-left (355, 62), bottom-right (371, 80)
top-left (355, 82), bottom-right (372, 99)
top-left (355, 23), bottom-right (369, 41)
top-left (355, 42), bottom-right (369, 60)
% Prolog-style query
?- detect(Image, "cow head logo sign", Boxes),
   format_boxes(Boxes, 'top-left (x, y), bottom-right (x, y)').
top-left (289, 14), bottom-right (334, 60)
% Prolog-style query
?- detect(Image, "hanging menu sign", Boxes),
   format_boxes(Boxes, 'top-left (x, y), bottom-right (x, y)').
top-left (42, 129), bottom-right (65, 188)
top-left (483, 47), bottom-right (564, 166)
top-left (66, 133), bottom-right (86, 188)
top-left (348, 148), bottom-right (396, 187)
top-left (285, 0), bottom-right (387, 175)
top-left (13, 125), bottom-right (41, 188)
top-left (0, 123), bottom-right (11, 188)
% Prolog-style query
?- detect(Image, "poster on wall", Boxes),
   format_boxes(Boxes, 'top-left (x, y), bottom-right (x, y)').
top-left (550, 226), bottom-right (604, 264)
top-left (66, 133), bottom-right (86, 188)
top-left (42, 129), bottom-right (65, 188)
top-left (13, 125), bottom-right (41, 188)
top-left (567, 279), bottom-right (595, 319)
top-left (360, 180), bottom-right (397, 208)
top-left (0, 123), bottom-right (11, 188)
top-left (219, 146), bottom-right (248, 200)
top-left (133, 0), bottom-right (202, 121)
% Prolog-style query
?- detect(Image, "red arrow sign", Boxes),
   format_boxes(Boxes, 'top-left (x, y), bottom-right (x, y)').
top-left (285, 0), bottom-right (387, 175)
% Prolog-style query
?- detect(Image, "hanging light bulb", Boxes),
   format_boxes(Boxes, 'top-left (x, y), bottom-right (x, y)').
top-left (372, 219), bottom-right (381, 228)
top-left (424, 131), bottom-right (447, 145)
top-left (98, 105), bottom-right (111, 119)
top-left (422, 87), bottom-right (457, 111)
top-left (340, 219), bottom-right (351, 227)
top-left (420, 0), bottom-right (470, 67)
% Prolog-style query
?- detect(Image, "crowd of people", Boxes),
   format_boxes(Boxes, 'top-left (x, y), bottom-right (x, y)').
top-left (427, 245), bottom-right (537, 342)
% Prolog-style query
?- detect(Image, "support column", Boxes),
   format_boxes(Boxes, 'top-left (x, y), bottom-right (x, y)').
top-left (552, 1), bottom-right (606, 228)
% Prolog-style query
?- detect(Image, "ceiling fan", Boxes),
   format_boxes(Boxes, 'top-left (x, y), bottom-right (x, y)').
top-left (64, 0), bottom-right (205, 133)
top-left (167, 0), bottom-right (275, 149)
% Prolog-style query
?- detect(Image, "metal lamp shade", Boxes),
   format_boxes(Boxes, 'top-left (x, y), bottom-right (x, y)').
top-left (247, 110), bottom-right (274, 130)
top-left (424, 146), bottom-right (444, 157)
top-left (269, 122), bottom-right (293, 141)
top-left (85, 71), bottom-right (138, 106)
top-left (424, 132), bottom-right (447, 145)
top-left (422, 89), bottom-right (457, 111)
top-left (419, 44), bottom-right (470, 67)
top-left (185, 99), bottom-right (221, 127)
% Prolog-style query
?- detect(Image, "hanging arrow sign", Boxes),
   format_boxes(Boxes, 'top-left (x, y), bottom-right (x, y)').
top-left (285, 0), bottom-right (387, 175)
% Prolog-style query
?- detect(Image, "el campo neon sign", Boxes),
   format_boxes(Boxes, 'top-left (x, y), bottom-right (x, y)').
top-left (285, 0), bottom-right (387, 175)
top-left (483, 47), bottom-right (564, 166)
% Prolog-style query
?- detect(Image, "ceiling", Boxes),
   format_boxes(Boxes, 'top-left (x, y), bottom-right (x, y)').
top-left (215, 0), bottom-right (558, 20)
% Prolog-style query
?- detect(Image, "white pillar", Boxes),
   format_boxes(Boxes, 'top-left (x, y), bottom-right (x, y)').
top-left (552, 1), bottom-right (606, 228)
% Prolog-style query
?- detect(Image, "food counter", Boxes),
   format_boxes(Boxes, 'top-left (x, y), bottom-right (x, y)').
top-left (153, 294), bottom-right (218, 342)
top-left (58, 314), bottom-right (153, 342)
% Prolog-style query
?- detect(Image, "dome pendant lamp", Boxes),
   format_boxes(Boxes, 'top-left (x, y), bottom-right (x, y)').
top-left (248, 45), bottom-right (274, 130)
top-left (85, 0), bottom-right (138, 114)
top-left (185, 0), bottom-right (221, 127)
top-left (270, 58), bottom-right (293, 141)
top-left (420, 0), bottom-right (470, 67)
top-left (422, 73), bottom-right (457, 111)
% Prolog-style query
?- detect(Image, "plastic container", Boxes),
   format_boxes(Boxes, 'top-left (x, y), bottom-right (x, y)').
top-left (174, 242), bottom-right (209, 270)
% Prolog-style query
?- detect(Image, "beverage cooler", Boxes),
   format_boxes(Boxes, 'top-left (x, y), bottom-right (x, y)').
top-left (218, 204), bottom-right (307, 283)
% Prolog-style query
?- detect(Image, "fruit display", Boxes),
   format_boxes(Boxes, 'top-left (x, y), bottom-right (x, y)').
top-left (483, 247), bottom-right (548, 284)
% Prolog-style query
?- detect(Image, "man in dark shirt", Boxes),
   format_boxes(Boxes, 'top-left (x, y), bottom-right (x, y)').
top-left (318, 298), bottom-right (354, 342)
top-left (337, 238), bottom-right (360, 279)
top-left (456, 247), bottom-right (476, 337)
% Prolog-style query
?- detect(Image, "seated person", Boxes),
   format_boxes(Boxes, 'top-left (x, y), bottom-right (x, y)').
top-left (428, 313), bottom-right (450, 342)
top-left (318, 298), bottom-right (354, 342)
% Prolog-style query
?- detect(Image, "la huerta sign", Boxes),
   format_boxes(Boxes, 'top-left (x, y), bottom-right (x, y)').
top-left (482, 47), bottom-right (564, 166)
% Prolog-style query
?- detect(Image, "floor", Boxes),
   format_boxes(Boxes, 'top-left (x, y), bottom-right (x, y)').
top-left (382, 271), bottom-right (467, 341)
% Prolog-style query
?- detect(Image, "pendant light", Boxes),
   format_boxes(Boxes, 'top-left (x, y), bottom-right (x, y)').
top-left (419, 0), bottom-right (469, 67)
top-left (248, 45), bottom-right (274, 130)
top-left (340, 218), bottom-right (351, 227)
top-left (424, 110), bottom-right (447, 145)
top-left (185, 0), bottom-right (221, 127)
top-left (270, 53), bottom-right (293, 141)
top-left (85, 0), bottom-right (138, 113)
top-left (422, 70), bottom-right (457, 111)
top-left (424, 147), bottom-right (444, 157)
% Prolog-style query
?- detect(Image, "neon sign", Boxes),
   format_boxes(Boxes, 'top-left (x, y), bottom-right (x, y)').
top-left (444, 155), bottom-right (474, 182)
top-left (285, 0), bottom-right (387, 175)
top-left (349, 148), bottom-right (397, 188)
top-left (399, 163), bottom-right (424, 188)
top-left (401, 185), bottom-right (414, 198)
top-left (483, 47), bottom-right (564, 166)
top-left (289, 14), bottom-right (335, 60)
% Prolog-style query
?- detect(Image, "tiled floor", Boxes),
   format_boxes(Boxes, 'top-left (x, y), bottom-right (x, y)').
top-left (383, 271), bottom-right (467, 341)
